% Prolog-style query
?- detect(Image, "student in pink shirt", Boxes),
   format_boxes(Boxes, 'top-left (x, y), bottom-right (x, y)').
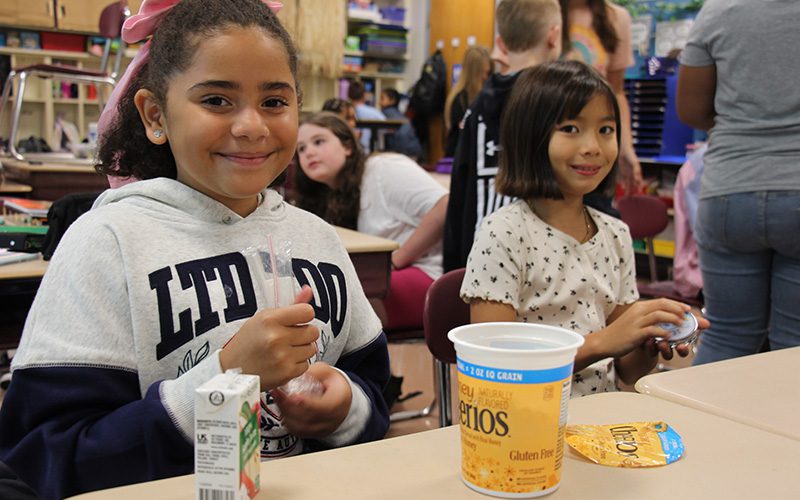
top-left (560, 0), bottom-right (642, 194)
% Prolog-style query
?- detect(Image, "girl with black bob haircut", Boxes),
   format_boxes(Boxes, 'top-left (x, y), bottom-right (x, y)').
top-left (496, 60), bottom-right (619, 199)
top-left (0, 1), bottom-right (391, 497)
top-left (462, 60), bottom-right (708, 397)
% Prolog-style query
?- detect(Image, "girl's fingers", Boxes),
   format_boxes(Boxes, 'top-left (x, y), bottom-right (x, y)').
top-left (696, 314), bottom-right (711, 330)
top-left (642, 298), bottom-right (690, 316)
top-left (297, 342), bottom-right (318, 361)
top-left (643, 309), bottom-right (686, 327)
top-left (293, 285), bottom-right (314, 305)
top-left (270, 302), bottom-right (316, 327)
top-left (657, 340), bottom-right (674, 359)
top-left (288, 325), bottom-right (320, 347)
top-left (638, 325), bottom-right (671, 342)
top-left (642, 338), bottom-right (660, 357)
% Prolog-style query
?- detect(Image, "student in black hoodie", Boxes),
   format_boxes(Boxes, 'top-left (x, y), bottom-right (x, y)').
top-left (443, 0), bottom-right (563, 272)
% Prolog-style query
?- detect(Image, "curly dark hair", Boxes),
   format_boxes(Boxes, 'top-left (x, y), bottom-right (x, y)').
top-left (293, 112), bottom-right (365, 230)
top-left (96, 0), bottom-right (299, 180)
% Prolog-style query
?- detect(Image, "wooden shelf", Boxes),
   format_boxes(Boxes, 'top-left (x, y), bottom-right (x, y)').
top-left (343, 70), bottom-right (404, 79)
top-left (346, 15), bottom-right (408, 30)
top-left (0, 46), bottom-right (91, 60)
top-left (345, 50), bottom-right (409, 61)
top-left (336, 1), bottom-right (411, 107)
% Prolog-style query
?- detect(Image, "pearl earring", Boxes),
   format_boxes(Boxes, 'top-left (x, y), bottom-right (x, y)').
top-left (153, 129), bottom-right (164, 139)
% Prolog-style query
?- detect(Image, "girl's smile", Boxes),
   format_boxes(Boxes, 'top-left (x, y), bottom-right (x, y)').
top-left (548, 93), bottom-right (618, 200)
top-left (138, 26), bottom-right (299, 217)
top-left (570, 163), bottom-right (604, 175)
top-left (217, 151), bottom-right (275, 167)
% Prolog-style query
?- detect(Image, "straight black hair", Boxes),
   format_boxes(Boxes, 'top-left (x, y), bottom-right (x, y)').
top-left (496, 60), bottom-right (620, 200)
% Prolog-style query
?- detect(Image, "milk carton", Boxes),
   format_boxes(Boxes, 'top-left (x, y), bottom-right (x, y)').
top-left (195, 371), bottom-right (261, 500)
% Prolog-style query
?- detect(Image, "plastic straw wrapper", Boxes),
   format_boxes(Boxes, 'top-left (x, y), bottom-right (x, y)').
top-left (242, 237), bottom-right (322, 396)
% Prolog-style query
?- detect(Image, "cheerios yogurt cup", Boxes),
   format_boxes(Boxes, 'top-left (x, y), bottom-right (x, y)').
top-left (448, 322), bottom-right (585, 498)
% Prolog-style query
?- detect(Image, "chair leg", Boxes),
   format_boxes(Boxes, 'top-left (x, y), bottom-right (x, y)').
top-left (388, 357), bottom-right (437, 422)
top-left (435, 359), bottom-right (453, 427)
top-left (389, 397), bottom-right (436, 422)
top-left (646, 238), bottom-right (658, 283)
top-left (112, 41), bottom-right (125, 82)
top-left (0, 70), bottom-right (17, 136)
top-left (8, 71), bottom-right (28, 161)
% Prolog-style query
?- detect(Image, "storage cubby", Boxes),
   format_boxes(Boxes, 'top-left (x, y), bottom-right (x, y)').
top-left (624, 73), bottom-right (693, 161)
top-left (0, 46), bottom-right (133, 150)
top-left (341, 1), bottom-right (409, 102)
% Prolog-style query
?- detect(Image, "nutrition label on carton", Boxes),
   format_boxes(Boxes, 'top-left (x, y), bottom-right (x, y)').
top-left (196, 418), bottom-right (238, 475)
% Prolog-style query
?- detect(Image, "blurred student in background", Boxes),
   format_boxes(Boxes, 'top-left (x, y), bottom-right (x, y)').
top-left (379, 88), bottom-right (405, 119)
top-left (560, 0), bottom-right (642, 195)
top-left (443, 45), bottom-right (492, 158)
top-left (322, 97), bottom-right (358, 132)
top-left (295, 113), bottom-right (447, 332)
top-left (348, 80), bottom-right (386, 153)
top-left (443, 0), bottom-right (562, 272)
top-left (379, 88), bottom-right (424, 161)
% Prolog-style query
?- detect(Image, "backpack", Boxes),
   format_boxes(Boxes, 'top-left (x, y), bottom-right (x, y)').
top-left (409, 50), bottom-right (447, 118)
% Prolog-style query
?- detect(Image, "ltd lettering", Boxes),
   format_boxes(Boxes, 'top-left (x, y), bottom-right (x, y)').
top-left (151, 253), bottom-right (347, 359)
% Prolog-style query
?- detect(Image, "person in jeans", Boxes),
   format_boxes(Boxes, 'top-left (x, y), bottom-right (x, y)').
top-left (677, 0), bottom-right (800, 364)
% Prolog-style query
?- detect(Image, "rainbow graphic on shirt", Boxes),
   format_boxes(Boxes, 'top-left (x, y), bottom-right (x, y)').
top-left (566, 25), bottom-right (609, 76)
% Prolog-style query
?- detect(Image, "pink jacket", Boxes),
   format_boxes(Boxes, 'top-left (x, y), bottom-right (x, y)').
top-left (672, 145), bottom-right (707, 298)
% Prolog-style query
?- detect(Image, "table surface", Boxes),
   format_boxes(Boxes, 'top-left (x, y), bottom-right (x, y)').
top-left (0, 180), bottom-right (33, 193)
top-left (0, 254), bottom-right (47, 280)
top-left (1, 157), bottom-right (97, 173)
top-left (635, 347), bottom-right (800, 441)
top-left (69, 392), bottom-right (800, 499)
top-left (334, 225), bottom-right (398, 253)
top-left (354, 119), bottom-right (406, 128)
top-left (0, 227), bottom-right (397, 281)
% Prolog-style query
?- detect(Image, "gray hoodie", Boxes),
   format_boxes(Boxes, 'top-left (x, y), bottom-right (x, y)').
top-left (3, 178), bottom-right (390, 497)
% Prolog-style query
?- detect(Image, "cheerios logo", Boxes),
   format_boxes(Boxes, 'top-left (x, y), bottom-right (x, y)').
top-left (609, 425), bottom-right (640, 458)
top-left (460, 401), bottom-right (509, 437)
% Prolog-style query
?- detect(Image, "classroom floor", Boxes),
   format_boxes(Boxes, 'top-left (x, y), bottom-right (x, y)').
top-left (385, 338), bottom-right (696, 438)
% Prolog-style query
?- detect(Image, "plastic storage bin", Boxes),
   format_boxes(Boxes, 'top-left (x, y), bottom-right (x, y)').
top-left (41, 32), bottom-right (87, 52)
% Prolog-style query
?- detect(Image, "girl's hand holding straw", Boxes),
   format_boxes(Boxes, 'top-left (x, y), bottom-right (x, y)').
top-left (220, 286), bottom-right (319, 391)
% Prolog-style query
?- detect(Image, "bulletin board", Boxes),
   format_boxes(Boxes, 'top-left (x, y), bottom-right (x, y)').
top-left (612, 0), bottom-right (704, 78)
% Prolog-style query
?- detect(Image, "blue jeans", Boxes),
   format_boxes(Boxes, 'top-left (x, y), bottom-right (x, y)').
top-left (693, 191), bottom-right (800, 365)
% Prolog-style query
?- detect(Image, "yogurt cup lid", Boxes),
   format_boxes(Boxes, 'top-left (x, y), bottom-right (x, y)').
top-left (655, 312), bottom-right (698, 344)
